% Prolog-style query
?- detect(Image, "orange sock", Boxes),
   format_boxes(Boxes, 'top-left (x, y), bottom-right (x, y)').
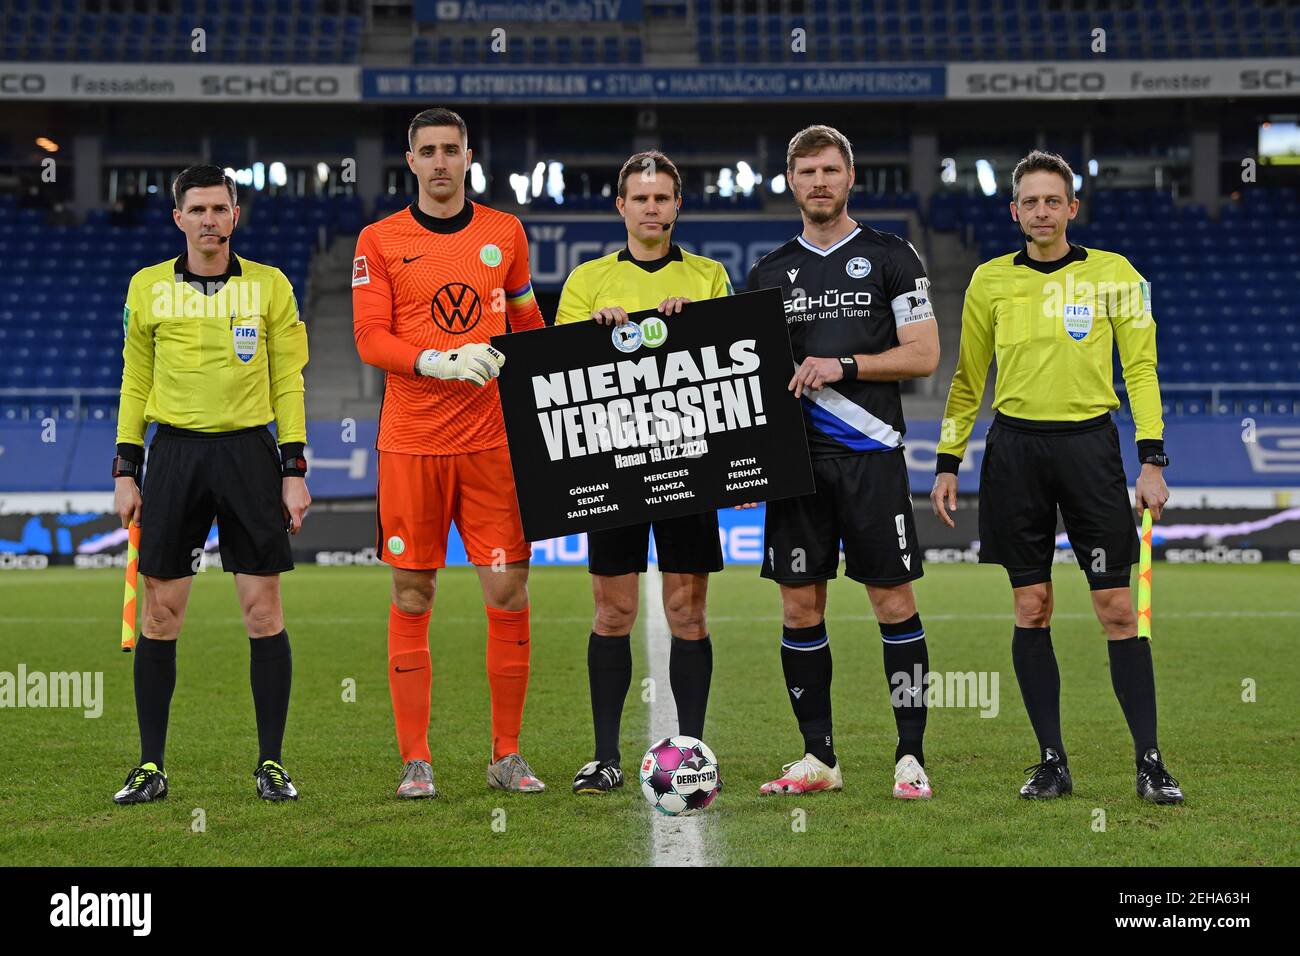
top-left (388, 604), bottom-right (432, 764)
top-left (486, 605), bottom-right (530, 760)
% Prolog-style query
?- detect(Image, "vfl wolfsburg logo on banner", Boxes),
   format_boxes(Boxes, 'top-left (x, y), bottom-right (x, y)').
top-left (233, 323), bottom-right (259, 362)
top-left (1063, 302), bottom-right (1093, 341)
top-left (640, 316), bottom-right (668, 348)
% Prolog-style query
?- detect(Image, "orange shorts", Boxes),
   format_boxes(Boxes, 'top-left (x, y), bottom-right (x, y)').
top-left (376, 445), bottom-right (531, 570)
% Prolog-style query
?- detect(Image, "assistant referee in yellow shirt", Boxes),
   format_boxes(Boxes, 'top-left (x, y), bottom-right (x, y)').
top-left (110, 165), bottom-right (310, 805)
top-left (555, 150), bottom-right (733, 795)
top-left (930, 150), bottom-right (1183, 805)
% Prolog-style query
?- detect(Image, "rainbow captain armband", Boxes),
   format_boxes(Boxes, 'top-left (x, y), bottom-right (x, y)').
top-left (505, 281), bottom-right (535, 311)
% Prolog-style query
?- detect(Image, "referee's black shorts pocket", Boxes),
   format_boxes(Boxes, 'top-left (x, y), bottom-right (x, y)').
top-left (138, 437), bottom-right (218, 578)
top-left (211, 429), bottom-right (293, 575)
top-left (588, 522), bottom-right (652, 575)
top-left (977, 424), bottom-right (1057, 570)
top-left (652, 511), bottom-right (723, 575)
top-left (1055, 422), bottom-right (1139, 574)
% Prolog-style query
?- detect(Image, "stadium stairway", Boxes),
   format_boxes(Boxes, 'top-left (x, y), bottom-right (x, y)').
top-left (904, 229), bottom-right (984, 419)
top-left (302, 234), bottom-right (378, 424)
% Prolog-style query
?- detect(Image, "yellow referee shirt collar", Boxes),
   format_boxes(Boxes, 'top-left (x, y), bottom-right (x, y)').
top-left (173, 251), bottom-right (242, 294)
top-left (1012, 242), bottom-right (1087, 275)
top-left (616, 243), bottom-right (683, 274)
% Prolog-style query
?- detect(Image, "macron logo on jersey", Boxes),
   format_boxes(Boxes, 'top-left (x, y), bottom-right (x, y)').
top-left (352, 256), bottom-right (370, 287)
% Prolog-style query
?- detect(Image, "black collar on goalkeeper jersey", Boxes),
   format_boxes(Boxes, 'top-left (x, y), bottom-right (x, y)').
top-left (409, 199), bottom-right (474, 234)
top-left (617, 243), bottom-right (682, 273)
top-left (1013, 242), bottom-right (1087, 274)
top-left (174, 252), bottom-right (241, 295)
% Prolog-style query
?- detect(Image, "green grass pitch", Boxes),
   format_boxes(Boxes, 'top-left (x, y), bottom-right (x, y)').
top-left (1, 563), bottom-right (1296, 866)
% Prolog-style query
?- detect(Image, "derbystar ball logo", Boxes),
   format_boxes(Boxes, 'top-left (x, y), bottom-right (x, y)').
top-left (430, 282), bottom-right (481, 334)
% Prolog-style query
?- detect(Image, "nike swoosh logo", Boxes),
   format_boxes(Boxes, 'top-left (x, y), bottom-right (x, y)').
top-left (402, 255), bottom-right (424, 264)
top-left (394, 666), bottom-right (426, 673)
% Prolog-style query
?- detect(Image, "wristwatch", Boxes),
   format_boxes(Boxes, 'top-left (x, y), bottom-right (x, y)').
top-left (281, 455), bottom-right (308, 477)
top-left (280, 442), bottom-right (308, 477)
top-left (838, 356), bottom-right (858, 381)
top-left (111, 456), bottom-right (139, 479)
top-left (1139, 452), bottom-right (1170, 468)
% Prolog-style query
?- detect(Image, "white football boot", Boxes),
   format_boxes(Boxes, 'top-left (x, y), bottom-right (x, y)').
top-left (759, 753), bottom-right (843, 795)
top-left (892, 754), bottom-right (933, 800)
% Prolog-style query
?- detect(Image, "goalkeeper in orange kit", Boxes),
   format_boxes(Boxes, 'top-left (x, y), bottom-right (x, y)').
top-left (351, 108), bottom-right (546, 798)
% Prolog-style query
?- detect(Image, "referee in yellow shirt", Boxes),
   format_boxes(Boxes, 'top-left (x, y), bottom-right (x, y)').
top-left (110, 165), bottom-right (310, 804)
top-left (555, 150), bottom-right (733, 795)
top-left (930, 150), bottom-right (1182, 805)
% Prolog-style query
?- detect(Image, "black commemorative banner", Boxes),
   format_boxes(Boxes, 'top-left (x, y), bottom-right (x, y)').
top-left (491, 288), bottom-right (814, 541)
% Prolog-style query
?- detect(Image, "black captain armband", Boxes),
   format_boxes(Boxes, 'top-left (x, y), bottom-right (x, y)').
top-left (838, 356), bottom-right (858, 382)
top-left (280, 442), bottom-right (308, 478)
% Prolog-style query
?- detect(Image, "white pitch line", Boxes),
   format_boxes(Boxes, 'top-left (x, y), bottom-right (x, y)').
top-left (644, 563), bottom-right (711, 868)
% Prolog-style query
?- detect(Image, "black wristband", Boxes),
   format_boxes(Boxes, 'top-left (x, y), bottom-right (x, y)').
top-left (113, 443), bottom-right (143, 481)
top-left (280, 442), bottom-right (307, 477)
top-left (935, 453), bottom-right (962, 476)
top-left (115, 442), bottom-right (144, 466)
top-left (838, 356), bottom-right (858, 381)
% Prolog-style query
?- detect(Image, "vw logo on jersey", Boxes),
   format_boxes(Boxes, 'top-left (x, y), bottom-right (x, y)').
top-left (846, 257), bottom-right (872, 279)
top-left (1063, 303), bottom-right (1093, 341)
top-left (431, 282), bottom-right (482, 334)
top-left (612, 321), bottom-right (643, 353)
top-left (232, 323), bottom-right (258, 363)
top-left (479, 244), bottom-right (502, 267)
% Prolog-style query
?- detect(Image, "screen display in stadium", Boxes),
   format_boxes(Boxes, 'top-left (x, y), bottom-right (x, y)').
top-left (1260, 118), bottom-right (1300, 165)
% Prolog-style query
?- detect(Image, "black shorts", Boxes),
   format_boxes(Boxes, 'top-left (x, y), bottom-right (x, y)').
top-left (138, 424), bottom-right (294, 578)
top-left (587, 512), bottom-right (723, 576)
top-left (978, 412), bottom-right (1138, 587)
top-left (762, 448), bottom-right (922, 587)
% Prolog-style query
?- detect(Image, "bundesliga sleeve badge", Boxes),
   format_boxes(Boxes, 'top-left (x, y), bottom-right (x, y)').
top-left (352, 255), bottom-right (370, 287)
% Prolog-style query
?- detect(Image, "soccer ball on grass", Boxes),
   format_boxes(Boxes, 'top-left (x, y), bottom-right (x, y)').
top-left (639, 735), bottom-right (721, 816)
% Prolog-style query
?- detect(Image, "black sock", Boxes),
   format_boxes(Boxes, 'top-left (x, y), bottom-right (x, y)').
top-left (134, 634), bottom-right (177, 770)
top-left (588, 632), bottom-right (632, 763)
top-left (670, 634), bottom-right (713, 740)
top-left (1012, 626), bottom-right (1066, 764)
top-left (1108, 636), bottom-right (1159, 767)
top-left (249, 630), bottom-right (292, 765)
top-left (881, 613), bottom-right (928, 766)
top-left (780, 622), bottom-right (834, 767)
